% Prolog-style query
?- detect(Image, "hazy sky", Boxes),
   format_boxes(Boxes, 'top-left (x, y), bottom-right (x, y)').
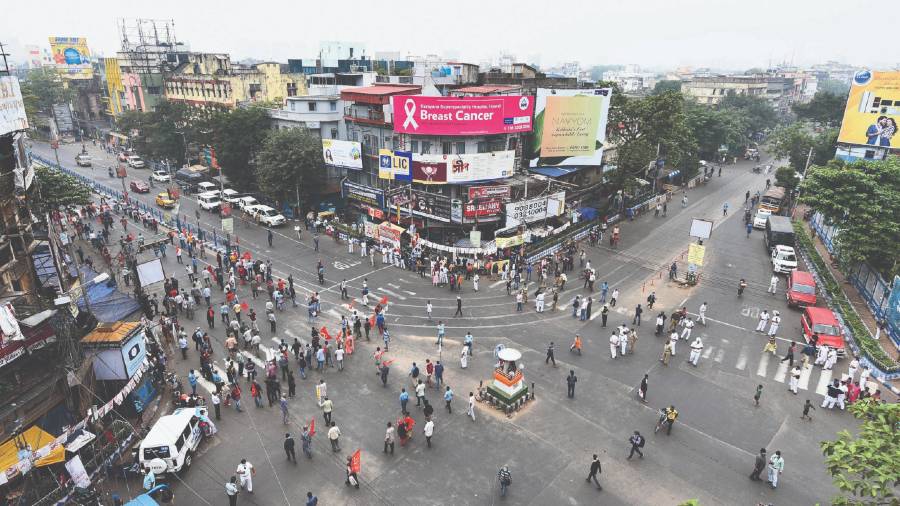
top-left (3, 0), bottom-right (896, 71)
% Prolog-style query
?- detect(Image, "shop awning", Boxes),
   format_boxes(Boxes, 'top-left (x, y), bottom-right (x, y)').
top-left (530, 167), bottom-right (584, 178)
top-left (107, 132), bottom-right (128, 140)
top-left (0, 426), bottom-right (65, 470)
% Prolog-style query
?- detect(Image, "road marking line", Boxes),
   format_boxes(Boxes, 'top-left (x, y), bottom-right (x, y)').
top-left (773, 361), bottom-right (789, 383)
top-left (388, 283), bottom-right (400, 289)
top-left (702, 346), bottom-right (714, 359)
top-left (713, 348), bottom-right (725, 363)
top-left (240, 350), bottom-right (266, 369)
top-left (815, 370), bottom-right (832, 396)
top-left (734, 346), bottom-right (748, 370)
top-left (756, 353), bottom-right (770, 377)
top-left (403, 291), bottom-right (416, 296)
top-left (377, 287), bottom-right (406, 300)
top-left (799, 365), bottom-right (812, 390)
top-left (490, 280), bottom-right (505, 288)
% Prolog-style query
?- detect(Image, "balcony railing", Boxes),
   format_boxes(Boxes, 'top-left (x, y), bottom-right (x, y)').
top-left (344, 107), bottom-right (385, 124)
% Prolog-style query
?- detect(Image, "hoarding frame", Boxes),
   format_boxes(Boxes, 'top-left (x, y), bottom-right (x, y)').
top-left (392, 95), bottom-right (534, 136)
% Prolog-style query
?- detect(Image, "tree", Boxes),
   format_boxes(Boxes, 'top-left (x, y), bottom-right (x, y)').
top-left (209, 107), bottom-right (272, 192)
top-left (773, 166), bottom-right (800, 193)
top-left (800, 157), bottom-right (900, 277)
top-left (115, 102), bottom-right (212, 165)
top-left (769, 124), bottom-right (837, 172)
top-left (254, 128), bottom-right (324, 209)
top-left (19, 68), bottom-right (77, 129)
top-left (652, 80), bottom-right (682, 95)
top-left (33, 164), bottom-right (92, 216)
top-left (793, 91), bottom-right (847, 127)
top-left (719, 92), bottom-right (778, 136)
top-left (821, 399), bottom-right (900, 505)
top-left (684, 101), bottom-right (748, 160)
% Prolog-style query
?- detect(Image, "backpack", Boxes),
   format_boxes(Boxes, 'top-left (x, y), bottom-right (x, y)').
top-left (638, 436), bottom-right (645, 448)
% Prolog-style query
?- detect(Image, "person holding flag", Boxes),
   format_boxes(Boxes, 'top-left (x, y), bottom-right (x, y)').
top-left (301, 423), bottom-right (313, 459)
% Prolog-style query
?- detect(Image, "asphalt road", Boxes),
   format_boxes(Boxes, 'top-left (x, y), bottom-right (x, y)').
top-left (38, 139), bottom-right (856, 506)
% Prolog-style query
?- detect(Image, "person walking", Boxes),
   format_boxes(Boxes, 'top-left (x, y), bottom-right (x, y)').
top-left (767, 451), bottom-right (785, 489)
top-left (755, 309), bottom-right (770, 332)
top-left (566, 370), bottom-right (577, 398)
top-left (399, 388), bottom-right (409, 414)
top-left (768, 275), bottom-right (778, 295)
top-left (646, 292), bottom-right (656, 310)
top-left (384, 422), bottom-right (395, 455)
top-left (610, 288), bottom-right (619, 307)
top-left (284, 433), bottom-right (297, 463)
top-left (280, 395), bottom-right (290, 425)
top-left (780, 340), bottom-right (796, 366)
top-left (321, 396), bottom-right (334, 424)
top-left (454, 296), bottom-right (463, 317)
top-left (211, 391), bottom-right (221, 420)
top-left (467, 392), bottom-right (476, 422)
top-left (697, 302), bottom-right (707, 325)
top-left (680, 318), bottom-right (694, 340)
top-left (768, 311), bottom-right (781, 336)
top-left (236, 459), bottom-right (254, 493)
top-left (327, 421), bottom-right (341, 452)
top-left (545, 342), bottom-right (556, 366)
top-left (497, 465), bottom-right (512, 497)
top-left (749, 448), bottom-right (767, 481)
top-left (601, 305), bottom-right (609, 327)
top-left (306, 492), bottom-right (318, 506)
top-left (301, 426), bottom-right (313, 459)
top-left (586, 455), bottom-right (603, 490)
top-left (225, 476), bottom-right (240, 506)
top-left (753, 384), bottom-right (763, 406)
top-left (628, 431), bottom-right (645, 459)
top-left (633, 304), bottom-right (643, 326)
top-left (788, 366), bottom-right (801, 394)
top-left (423, 418), bottom-right (435, 448)
top-left (801, 399), bottom-right (816, 421)
top-left (638, 374), bottom-right (649, 403)
top-left (688, 337), bottom-right (703, 366)
top-left (444, 386), bottom-right (453, 413)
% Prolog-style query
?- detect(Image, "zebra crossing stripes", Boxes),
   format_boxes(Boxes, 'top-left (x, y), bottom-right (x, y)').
top-left (798, 365), bottom-right (813, 391)
top-left (773, 361), bottom-right (789, 383)
top-left (734, 346), bottom-right (749, 371)
top-left (756, 353), bottom-right (770, 378)
top-left (814, 370), bottom-right (833, 396)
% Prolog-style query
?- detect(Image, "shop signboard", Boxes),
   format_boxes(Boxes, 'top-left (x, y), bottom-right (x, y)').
top-left (378, 149), bottom-right (412, 180)
top-left (0, 77), bottom-right (28, 136)
top-left (393, 95), bottom-right (534, 136)
top-left (342, 181), bottom-right (385, 208)
top-left (464, 198), bottom-right (503, 218)
top-left (504, 191), bottom-right (566, 227)
top-left (468, 185), bottom-right (511, 200)
top-left (415, 150), bottom-right (515, 183)
top-left (322, 139), bottom-right (363, 170)
top-left (410, 190), bottom-right (452, 222)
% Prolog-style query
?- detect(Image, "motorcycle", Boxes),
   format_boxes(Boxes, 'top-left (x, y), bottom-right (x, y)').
top-left (751, 166), bottom-right (762, 174)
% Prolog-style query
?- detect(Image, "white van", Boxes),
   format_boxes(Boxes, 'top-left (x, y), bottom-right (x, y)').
top-left (139, 407), bottom-right (207, 475)
top-left (197, 192), bottom-right (222, 212)
top-left (771, 244), bottom-right (798, 274)
top-left (195, 181), bottom-right (218, 194)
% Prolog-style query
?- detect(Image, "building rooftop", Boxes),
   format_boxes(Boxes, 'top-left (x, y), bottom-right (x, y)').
top-left (81, 321), bottom-right (141, 345)
top-left (341, 84), bottom-right (421, 96)
top-left (453, 85), bottom-right (522, 95)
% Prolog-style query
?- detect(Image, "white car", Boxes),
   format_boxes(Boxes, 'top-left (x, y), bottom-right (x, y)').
top-left (151, 170), bottom-right (171, 182)
top-left (197, 191), bottom-right (222, 211)
top-left (221, 188), bottom-right (241, 204)
top-left (126, 156), bottom-right (146, 169)
top-left (771, 245), bottom-right (798, 274)
top-left (752, 208), bottom-right (772, 229)
top-left (237, 196), bottom-right (259, 212)
top-left (249, 205), bottom-right (286, 226)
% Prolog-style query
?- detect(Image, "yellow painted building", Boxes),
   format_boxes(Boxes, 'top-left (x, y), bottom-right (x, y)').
top-left (164, 54), bottom-right (306, 109)
top-left (103, 57), bottom-right (125, 116)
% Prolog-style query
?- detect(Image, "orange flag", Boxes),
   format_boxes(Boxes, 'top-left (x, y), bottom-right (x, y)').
top-left (309, 418), bottom-right (316, 436)
top-left (350, 449), bottom-right (361, 474)
top-left (380, 295), bottom-right (389, 306)
top-left (320, 326), bottom-right (332, 341)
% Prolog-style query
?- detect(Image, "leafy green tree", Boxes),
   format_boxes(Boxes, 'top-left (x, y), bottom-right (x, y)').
top-left (821, 399), bottom-right (900, 506)
top-left (800, 157), bottom-right (900, 277)
top-left (19, 68), bottom-right (77, 129)
top-left (773, 166), bottom-right (800, 193)
top-left (793, 91), bottom-right (847, 127)
top-left (769, 124), bottom-right (838, 171)
top-left (33, 164), bottom-right (92, 216)
top-left (719, 92), bottom-right (778, 136)
top-left (115, 102), bottom-right (212, 165)
top-left (209, 107), bottom-right (272, 192)
top-left (255, 128), bottom-right (324, 208)
top-left (684, 102), bottom-right (748, 160)
top-left (652, 80), bottom-right (682, 95)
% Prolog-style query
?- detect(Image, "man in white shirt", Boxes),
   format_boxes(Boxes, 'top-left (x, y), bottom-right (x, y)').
top-left (756, 310), bottom-right (769, 332)
top-left (768, 275), bottom-right (778, 294)
top-left (768, 311), bottom-right (781, 336)
top-left (236, 459), bottom-right (254, 492)
top-left (424, 419), bottom-right (435, 448)
top-left (689, 337), bottom-right (703, 366)
top-left (609, 332), bottom-right (619, 359)
top-left (697, 302), bottom-right (708, 325)
top-left (681, 318), bottom-right (695, 341)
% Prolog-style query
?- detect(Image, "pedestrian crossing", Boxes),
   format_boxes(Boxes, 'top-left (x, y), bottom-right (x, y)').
top-left (685, 340), bottom-right (836, 395)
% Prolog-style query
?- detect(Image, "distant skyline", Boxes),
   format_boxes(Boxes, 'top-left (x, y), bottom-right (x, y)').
top-left (3, 0), bottom-right (897, 72)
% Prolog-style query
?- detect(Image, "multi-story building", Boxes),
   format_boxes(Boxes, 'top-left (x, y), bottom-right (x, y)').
top-left (479, 63), bottom-right (577, 94)
top-left (603, 65), bottom-right (659, 94)
top-left (682, 75), bottom-right (769, 105)
top-left (164, 53), bottom-right (308, 109)
top-left (116, 18), bottom-right (191, 111)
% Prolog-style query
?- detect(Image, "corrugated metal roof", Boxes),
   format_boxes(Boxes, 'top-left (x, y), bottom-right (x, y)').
top-left (81, 321), bottom-right (141, 344)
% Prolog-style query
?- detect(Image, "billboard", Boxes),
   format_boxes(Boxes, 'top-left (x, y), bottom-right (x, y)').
top-left (48, 37), bottom-right (93, 79)
top-left (414, 150), bottom-right (515, 184)
top-left (530, 88), bottom-right (611, 167)
top-left (505, 191), bottom-right (566, 227)
top-left (410, 190), bottom-right (452, 222)
top-left (342, 181), bottom-right (385, 208)
top-left (393, 96), bottom-right (534, 136)
top-left (378, 149), bottom-right (412, 180)
top-left (121, 332), bottom-right (147, 379)
top-left (468, 185), bottom-right (511, 200)
top-left (464, 198), bottom-right (503, 218)
top-left (837, 71), bottom-right (900, 148)
top-left (322, 139), bottom-right (363, 170)
top-left (0, 77), bottom-right (29, 136)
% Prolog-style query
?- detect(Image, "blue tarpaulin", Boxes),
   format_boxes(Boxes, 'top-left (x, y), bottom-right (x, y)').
top-left (530, 167), bottom-right (584, 178)
top-left (76, 266), bottom-right (141, 322)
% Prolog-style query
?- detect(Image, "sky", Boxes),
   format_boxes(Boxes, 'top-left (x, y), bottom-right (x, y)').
top-left (3, 0), bottom-right (897, 71)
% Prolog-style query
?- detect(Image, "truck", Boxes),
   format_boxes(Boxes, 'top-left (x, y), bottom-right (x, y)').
top-left (764, 215), bottom-right (794, 251)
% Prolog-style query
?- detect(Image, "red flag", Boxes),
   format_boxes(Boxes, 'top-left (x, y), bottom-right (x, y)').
top-left (309, 418), bottom-right (316, 436)
top-left (350, 449), bottom-right (361, 474)
top-left (379, 296), bottom-right (389, 306)
top-left (320, 326), bottom-right (332, 341)
top-left (369, 315), bottom-right (376, 327)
